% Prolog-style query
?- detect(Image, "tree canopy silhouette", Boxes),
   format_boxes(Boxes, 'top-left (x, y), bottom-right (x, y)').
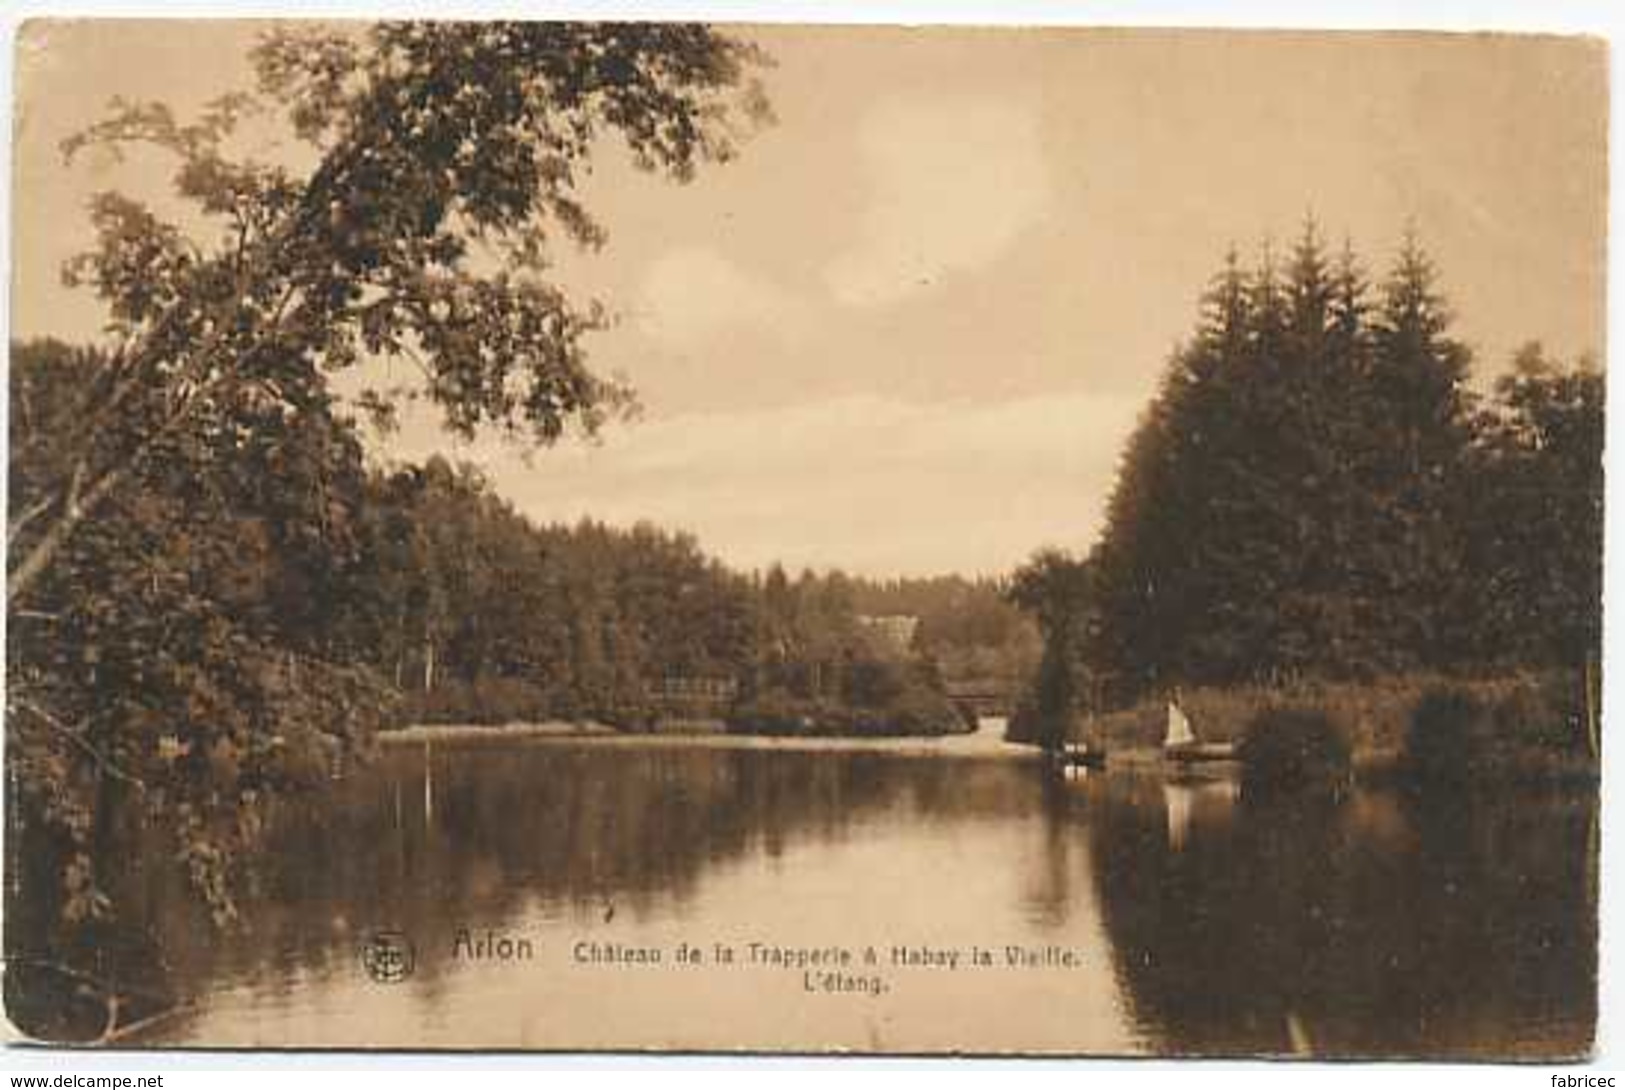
top-left (7, 21), bottom-right (771, 959)
top-left (1017, 224), bottom-right (1601, 714)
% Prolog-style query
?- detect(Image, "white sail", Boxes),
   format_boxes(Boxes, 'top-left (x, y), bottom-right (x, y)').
top-left (1165, 701), bottom-right (1196, 749)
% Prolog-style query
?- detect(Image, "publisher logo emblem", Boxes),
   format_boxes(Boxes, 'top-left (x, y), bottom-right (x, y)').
top-left (361, 930), bottom-right (416, 984)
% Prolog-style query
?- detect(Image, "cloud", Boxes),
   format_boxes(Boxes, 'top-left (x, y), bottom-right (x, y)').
top-left (824, 94), bottom-right (1052, 307)
top-left (442, 391), bottom-right (1139, 576)
top-left (633, 246), bottom-right (804, 346)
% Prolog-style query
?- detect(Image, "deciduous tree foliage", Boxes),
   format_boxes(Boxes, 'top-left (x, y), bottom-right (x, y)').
top-left (1460, 344), bottom-right (1604, 670)
top-left (356, 457), bottom-right (762, 724)
top-left (8, 338), bottom-right (389, 946)
top-left (6, 21), bottom-right (769, 997)
top-left (1005, 550), bottom-right (1093, 748)
top-left (14, 22), bottom-right (767, 607)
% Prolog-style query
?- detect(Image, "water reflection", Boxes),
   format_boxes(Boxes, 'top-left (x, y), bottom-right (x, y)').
top-left (1161, 775), bottom-right (1240, 852)
top-left (1070, 771), bottom-right (1596, 1058)
top-left (108, 736), bottom-right (1593, 1056)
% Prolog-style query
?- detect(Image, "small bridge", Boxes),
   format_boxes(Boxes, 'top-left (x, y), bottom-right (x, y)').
top-left (645, 675), bottom-right (739, 733)
top-left (942, 679), bottom-right (1018, 721)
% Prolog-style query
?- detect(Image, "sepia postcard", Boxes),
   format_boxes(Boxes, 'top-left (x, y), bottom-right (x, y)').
top-left (2, 16), bottom-right (1606, 1058)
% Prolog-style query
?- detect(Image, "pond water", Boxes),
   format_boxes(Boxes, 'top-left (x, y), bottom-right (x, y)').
top-left (140, 722), bottom-right (1595, 1057)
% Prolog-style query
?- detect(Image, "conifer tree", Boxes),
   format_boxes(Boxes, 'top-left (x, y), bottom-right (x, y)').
top-left (1072, 229), bottom-right (1485, 699)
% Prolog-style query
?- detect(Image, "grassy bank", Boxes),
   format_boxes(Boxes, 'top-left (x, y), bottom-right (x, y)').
top-left (1037, 670), bottom-right (1597, 783)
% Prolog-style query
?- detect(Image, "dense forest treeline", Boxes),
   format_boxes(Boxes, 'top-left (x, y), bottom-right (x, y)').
top-left (1008, 227), bottom-right (1603, 751)
top-left (13, 340), bottom-right (1029, 738)
top-left (343, 454), bottom-right (1027, 732)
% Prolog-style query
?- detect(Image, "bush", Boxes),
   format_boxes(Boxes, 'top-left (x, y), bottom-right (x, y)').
top-left (727, 672), bottom-right (966, 738)
top-left (1405, 687), bottom-right (1493, 783)
top-left (1237, 705), bottom-right (1352, 793)
top-left (599, 701), bottom-right (658, 733)
top-left (1493, 672), bottom-right (1592, 757)
top-left (1403, 677), bottom-right (1594, 785)
top-left (886, 684), bottom-right (967, 735)
top-left (727, 690), bottom-right (821, 736)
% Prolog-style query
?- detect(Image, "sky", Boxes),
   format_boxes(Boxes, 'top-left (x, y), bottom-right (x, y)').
top-left (11, 21), bottom-right (1609, 576)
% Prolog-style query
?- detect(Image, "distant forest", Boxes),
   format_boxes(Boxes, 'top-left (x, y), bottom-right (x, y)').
top-left (1007, 228), bottom-right (1602, 745)
top-left (313, 452), bottom-right (1037, 729)
top-left (12, 341), bottom-right (1033, 748)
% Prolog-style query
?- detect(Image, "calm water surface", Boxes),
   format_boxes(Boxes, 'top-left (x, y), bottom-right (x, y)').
top-left (143, 722), bottom-right (1595, 1056)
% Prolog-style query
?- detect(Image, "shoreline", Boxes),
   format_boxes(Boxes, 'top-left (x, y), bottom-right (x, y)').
top-left (379, 721), bottom-right (623, 744)
top-left (377, 720), bottom-right (1043, 760)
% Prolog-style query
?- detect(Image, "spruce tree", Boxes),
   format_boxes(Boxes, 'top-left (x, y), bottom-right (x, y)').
top-left (1081, 230), bottom-right (1479, 699)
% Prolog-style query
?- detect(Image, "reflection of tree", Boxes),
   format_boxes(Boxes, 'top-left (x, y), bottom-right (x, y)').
top-left (106, 744), bottom-right (1041, 1013)
top-left (1077, 776), bottom-right (1596, 1058)
top-left (1020, 774), bottom-right (1082, 929)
